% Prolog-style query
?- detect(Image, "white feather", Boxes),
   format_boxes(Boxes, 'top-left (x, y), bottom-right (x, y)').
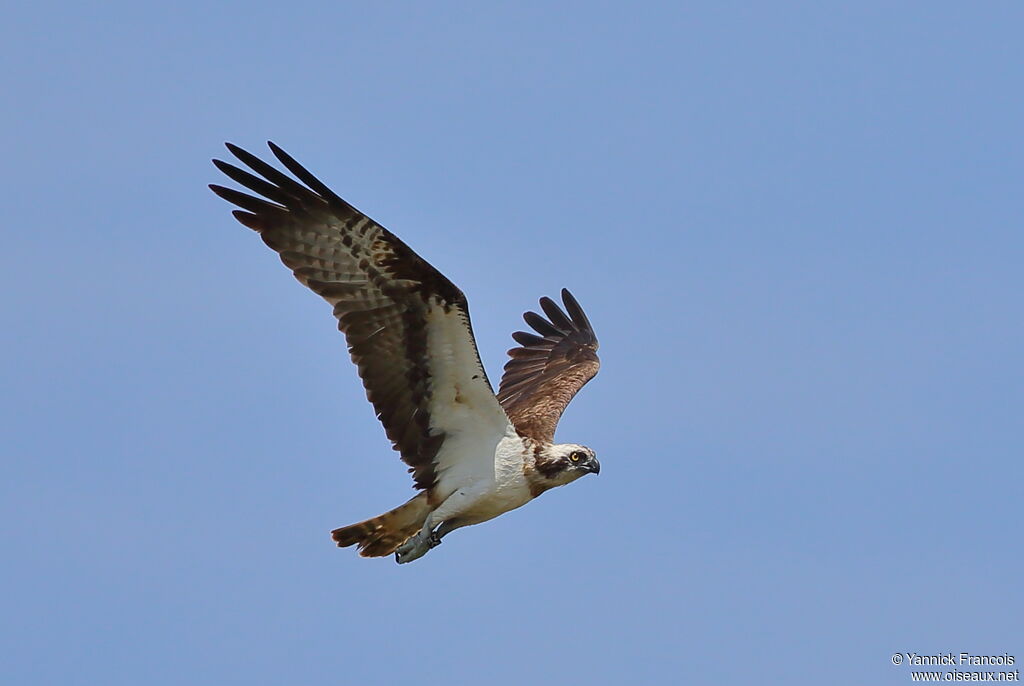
top-left (417, 302), bottom-right (536, 522)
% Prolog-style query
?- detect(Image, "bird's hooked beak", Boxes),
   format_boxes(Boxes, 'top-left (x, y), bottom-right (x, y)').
top-left (585, 456), bottom-right (601, 475)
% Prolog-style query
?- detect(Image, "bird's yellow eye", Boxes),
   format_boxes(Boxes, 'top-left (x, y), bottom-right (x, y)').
top-left (570, 452), bottom-right (582, 462)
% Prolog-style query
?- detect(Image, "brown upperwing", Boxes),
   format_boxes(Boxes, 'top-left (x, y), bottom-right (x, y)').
top-left (496, 289), bottom-right (600, 443)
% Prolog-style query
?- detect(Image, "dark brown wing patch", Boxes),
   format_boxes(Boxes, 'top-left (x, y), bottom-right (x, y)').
top-left (210, 142), bottom-right (491, 490)
top-left (497, 289), bottom-right (600, 442)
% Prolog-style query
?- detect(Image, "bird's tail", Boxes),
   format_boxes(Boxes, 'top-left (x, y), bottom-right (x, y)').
top-left (331, 492), bottom-right (431, 557)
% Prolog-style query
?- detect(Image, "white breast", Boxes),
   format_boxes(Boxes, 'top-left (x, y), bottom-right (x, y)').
top-left (430, 432), bottom-right (535, 526)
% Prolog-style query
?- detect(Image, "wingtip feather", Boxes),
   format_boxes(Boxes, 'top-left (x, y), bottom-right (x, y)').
top-left (231, 209), bottom-right (261, 230)
top-left (523, 310), bottom-right (563, 337)
top-left (266, 141), bottom-right (349, 208)
top-left (539, 296), bottom-right (573, 330)
top-left (208, 183), bottom-right (231, 198)
top-left (560, 288), bottom-right (593, 334)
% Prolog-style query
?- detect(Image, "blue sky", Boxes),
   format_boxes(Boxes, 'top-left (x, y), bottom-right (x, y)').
top-left (2, 2), bottom-right (1021, 684)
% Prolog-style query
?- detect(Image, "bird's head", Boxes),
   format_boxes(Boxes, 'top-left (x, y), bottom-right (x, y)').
top-left (536, 443), bottom-right (600, 485)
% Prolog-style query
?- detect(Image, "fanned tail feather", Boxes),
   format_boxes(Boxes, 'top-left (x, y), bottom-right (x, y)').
top-left (331, 493), bottom-right (430, 557)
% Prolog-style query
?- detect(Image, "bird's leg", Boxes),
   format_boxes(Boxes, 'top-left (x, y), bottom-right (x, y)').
top-left (429, 520), bottom-right (464, 549)
top-left (395, 494), bottom-right (469, 562)
top-left (395, 514), bottom-right (435, 564)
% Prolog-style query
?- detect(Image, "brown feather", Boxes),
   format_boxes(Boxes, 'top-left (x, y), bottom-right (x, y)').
top-left (211, 142), bottom-right (494, 491)
top-left (331, 493), bottom-right (431, 557)
top-left (497, 289), bottom-right (600, 442)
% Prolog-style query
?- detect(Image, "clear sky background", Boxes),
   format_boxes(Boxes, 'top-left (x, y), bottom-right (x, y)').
top-left (2, 2), bottom-right (1021, 684)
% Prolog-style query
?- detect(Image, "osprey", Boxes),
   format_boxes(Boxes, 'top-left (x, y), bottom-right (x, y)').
top-left (210, 143), bottom-right (601, 563)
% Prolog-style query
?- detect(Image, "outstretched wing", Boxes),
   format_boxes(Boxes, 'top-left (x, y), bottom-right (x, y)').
top-left (496, 289), bottom-right (600, 442)
top-left (210, 142), bottom-right (511, 491)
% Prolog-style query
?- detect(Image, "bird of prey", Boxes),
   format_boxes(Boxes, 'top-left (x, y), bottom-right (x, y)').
top-left (210, 143), bottom-right (601, 564)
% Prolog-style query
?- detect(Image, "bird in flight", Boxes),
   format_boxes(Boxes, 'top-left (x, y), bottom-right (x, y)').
top-left (210, 143), bottom-right (601, 563)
